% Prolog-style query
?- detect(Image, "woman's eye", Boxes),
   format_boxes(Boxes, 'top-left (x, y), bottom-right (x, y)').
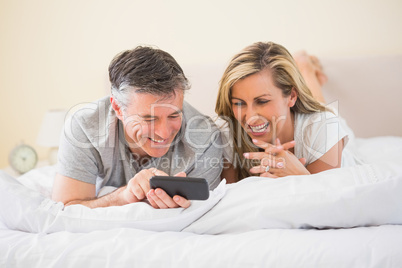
top-left (256, 99), bottom-right (269, 105)
top-left (232, 102), bottom-right (244, 107)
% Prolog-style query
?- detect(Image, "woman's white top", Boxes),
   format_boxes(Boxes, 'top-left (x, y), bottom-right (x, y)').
top-left (293, 111), bottom-right (357, 167)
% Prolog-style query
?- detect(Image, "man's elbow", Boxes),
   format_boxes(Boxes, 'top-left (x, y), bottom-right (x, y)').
top-left (52, 173), bottom-right (96, 206)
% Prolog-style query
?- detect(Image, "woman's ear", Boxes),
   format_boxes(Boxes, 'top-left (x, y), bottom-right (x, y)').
top-left (110, 96), bottom-right (124, 120)
top-left (288, 88), bottom-right (298, 107)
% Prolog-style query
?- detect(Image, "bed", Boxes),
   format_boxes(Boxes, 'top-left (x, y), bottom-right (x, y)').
top-left (1, 55), bottom-right (402, 267)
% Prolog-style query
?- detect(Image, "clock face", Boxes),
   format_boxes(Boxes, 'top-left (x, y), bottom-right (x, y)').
top-left (9, 144), bottom-right (38, 174)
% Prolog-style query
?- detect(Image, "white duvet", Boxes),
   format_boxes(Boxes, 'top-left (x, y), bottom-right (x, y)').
top-left (1, 136), bottom-right (402, 267)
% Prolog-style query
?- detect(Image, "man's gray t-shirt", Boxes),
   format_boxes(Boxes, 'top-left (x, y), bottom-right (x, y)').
top-left (57, 96), bottom-right (223, 192)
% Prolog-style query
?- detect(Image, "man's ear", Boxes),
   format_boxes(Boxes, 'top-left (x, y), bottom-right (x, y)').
top-left (288, 88), bottom-right (298, 108)
top-left (110, 96), bottom-right (124, 120)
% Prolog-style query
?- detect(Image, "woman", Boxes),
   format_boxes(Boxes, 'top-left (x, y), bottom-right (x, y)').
top-left (216, 42), bottom-right (352, 182)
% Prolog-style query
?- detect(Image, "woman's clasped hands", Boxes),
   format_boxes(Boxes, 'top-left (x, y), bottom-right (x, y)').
top-left (243, 139), bottom-right (310, 178)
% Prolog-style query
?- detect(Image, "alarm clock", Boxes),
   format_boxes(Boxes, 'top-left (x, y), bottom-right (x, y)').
top-left (8, 144), bottom-right (38, 174)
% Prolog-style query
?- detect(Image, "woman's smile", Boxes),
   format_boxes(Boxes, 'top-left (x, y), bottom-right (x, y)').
top-left (247, 122), bottom-right (270, 135)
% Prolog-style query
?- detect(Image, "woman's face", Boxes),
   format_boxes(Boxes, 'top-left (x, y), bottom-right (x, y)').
top-left (230, 68), bottom-right (297, 144)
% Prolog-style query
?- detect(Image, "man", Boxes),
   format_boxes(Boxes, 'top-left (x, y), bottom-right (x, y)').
top-left (52, 46), bottom-right (223, 209)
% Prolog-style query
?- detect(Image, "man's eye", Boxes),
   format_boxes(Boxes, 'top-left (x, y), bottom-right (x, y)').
top-left (169, 114), bottom-right (181, 119)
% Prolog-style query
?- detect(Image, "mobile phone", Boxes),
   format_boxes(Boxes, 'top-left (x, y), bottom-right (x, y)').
top-left (150, 176), bottom-right (209, 200)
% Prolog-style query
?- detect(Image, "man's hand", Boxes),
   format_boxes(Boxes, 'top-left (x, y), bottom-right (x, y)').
top-left (122, 168), bottom-right (191, 209)
top-left (122, 169), bottom-right (154, 203)
top-left (53, 169), bottom-right (191, 209)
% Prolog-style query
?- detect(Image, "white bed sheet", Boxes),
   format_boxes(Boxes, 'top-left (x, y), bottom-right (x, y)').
top-left (1, 136), bottom-right (402, 267)
top-left (1, 225), bottom-right (402, 267)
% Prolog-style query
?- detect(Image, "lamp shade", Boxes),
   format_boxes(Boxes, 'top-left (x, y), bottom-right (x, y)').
top-left (37, 109), bottom-right (67, 147)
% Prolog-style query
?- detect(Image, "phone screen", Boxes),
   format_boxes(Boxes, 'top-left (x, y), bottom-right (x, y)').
top-left (150, 176), bottom-right (209, 200)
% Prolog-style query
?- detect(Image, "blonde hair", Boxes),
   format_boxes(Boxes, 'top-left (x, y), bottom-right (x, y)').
top-left (215, 41), bottom-right (328, 180)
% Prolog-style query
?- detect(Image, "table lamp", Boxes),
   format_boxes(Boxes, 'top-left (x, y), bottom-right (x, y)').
top-left (37, 109), bottom-right (67, 165)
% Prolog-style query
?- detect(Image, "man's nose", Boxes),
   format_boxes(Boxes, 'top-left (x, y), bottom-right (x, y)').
top-left (153, 119), bottom-right (171, 139)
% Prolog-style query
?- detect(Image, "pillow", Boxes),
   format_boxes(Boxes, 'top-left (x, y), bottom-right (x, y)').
top-left (0, 217), bottom-right (8, 230)
top-left (16, 165), bottom-right (119, 198)
top-left (0, 171), bottom-right (226, 233)
top-left (183, 161), bottom-right (402, 234)
top-left (16, 165), bottom-right (56, 198)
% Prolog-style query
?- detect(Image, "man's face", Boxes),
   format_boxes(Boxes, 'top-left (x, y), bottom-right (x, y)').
top-left (120, 90), bottom-right (184, 159)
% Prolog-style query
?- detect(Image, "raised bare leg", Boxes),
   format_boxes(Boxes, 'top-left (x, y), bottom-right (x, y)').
top-left (293, 51), bottom-right (327, 104)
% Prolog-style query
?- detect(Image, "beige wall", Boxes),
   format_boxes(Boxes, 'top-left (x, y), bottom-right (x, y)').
top-left (1, 0), bottom-right (401, 168)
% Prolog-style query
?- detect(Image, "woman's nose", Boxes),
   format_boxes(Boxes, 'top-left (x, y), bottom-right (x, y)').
top-left (244, 105), bottom-right (258, 124)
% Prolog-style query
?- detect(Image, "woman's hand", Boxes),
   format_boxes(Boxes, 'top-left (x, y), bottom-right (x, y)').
top-left (244, 139), bottom-right (309, 178)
